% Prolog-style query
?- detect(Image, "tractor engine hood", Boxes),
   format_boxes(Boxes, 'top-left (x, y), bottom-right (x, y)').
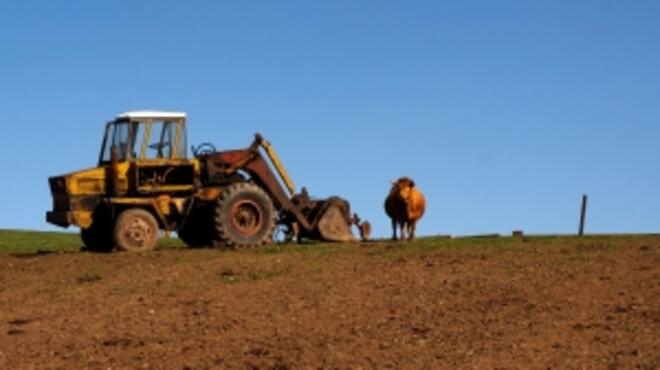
top-left (48, 166), bottom-right (108, 200)
top-left (47, 166), bottom-right (110, 229)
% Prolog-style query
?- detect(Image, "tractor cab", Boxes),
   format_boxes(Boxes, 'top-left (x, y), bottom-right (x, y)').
top-left (100, 111), bottom-right (188, 163)
top-left (101, 111), bottom-right (198, 196)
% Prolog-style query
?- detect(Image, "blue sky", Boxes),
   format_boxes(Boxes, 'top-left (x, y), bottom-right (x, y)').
top-left (1, 1), bottom-right (659, 237)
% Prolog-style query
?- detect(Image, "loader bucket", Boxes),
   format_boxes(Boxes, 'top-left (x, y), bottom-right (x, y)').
top-left (314, 198), bottom-right (357, 242)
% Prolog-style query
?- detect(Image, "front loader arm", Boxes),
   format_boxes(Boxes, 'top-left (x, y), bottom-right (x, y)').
top-left (204, 134), bottom-right (313, 232)
top-left (254, 134), bottom-right (295, 198)
top-left (202, 133), bottom-right (366, 242)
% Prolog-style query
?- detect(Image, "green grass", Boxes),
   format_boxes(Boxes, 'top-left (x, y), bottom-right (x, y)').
top-left (0, 229), bottom-right (81, 253)
top-left (0, 229), bottom-right (654, 255)
top-left (0, 229), bottom-right (184, 254)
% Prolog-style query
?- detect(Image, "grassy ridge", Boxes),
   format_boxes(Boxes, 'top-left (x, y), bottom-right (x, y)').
top-left (0, 229), bottom-right (519, 254)
top-left (0, 229), bottom-right (654, 254)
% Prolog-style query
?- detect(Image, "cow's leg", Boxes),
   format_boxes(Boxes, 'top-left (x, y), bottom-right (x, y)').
top-left (391, 219), bottom-right (397, 241)
top-left (400, 222), bottom-right (407, 241)
top-left (408, 221), bottom-right (416, 241)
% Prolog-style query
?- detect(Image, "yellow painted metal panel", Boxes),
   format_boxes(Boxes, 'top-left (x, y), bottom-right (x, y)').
top-left (140, 121), bottom-right (152, 159)
top-left (74, 211), bottom-right (93, 229)
top-left (67, 167), bottom-right (105, 196)
top-left (173, 122), bottom-right (181, 159)
top-left (108, 198), bottom-right (154, 205)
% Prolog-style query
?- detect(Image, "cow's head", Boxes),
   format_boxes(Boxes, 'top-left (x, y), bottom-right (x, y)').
top-left (389, 177), bottom-right (416, 201)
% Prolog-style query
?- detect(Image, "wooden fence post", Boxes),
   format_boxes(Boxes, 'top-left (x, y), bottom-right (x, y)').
top-left (578, 194), bottom-right (588, 236)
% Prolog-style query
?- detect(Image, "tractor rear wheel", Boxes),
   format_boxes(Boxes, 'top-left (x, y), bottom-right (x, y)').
top-left (114, 208), bottom-right (159, 252)
top-left (214, 183), bottom-right (276, 247)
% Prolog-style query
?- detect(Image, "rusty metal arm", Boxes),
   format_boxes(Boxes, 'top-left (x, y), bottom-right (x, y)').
top-left (243, 153), bottom-right (313, 232)
top-left (254, 133), bottom-right (295, 197)
top-left (206, 136), bottom-right (313, 232)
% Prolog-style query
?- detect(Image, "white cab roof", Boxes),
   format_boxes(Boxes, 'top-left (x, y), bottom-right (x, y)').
top-left (116, 110), bottom-right (186, 119)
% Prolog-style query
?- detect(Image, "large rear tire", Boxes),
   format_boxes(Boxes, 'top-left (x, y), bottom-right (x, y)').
top-left (114, 208), bottom-right (159, 252)
top-left (214, 183), bottom-right (276, 247)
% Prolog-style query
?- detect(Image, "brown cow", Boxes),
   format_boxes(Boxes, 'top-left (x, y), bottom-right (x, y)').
top-left (384, 177), bottom-right (426, 241)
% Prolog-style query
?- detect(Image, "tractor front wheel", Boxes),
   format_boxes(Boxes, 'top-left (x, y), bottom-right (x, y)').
top-left (114, 208), bottom-right (159, 252)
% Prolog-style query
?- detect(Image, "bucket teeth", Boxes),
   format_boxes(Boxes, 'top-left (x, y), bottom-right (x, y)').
top-left (358, 221), bottom-right (371, 241)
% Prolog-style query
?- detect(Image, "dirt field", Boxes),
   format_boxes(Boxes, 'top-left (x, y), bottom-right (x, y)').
top-left (0, 236), bottom-right (658, 369)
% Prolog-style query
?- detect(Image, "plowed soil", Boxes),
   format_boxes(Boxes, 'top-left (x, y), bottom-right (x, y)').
top-left (0, 236), bottom-right (659, 369)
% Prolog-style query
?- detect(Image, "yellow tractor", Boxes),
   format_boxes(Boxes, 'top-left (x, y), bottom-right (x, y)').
top-left (46, 111), bottom-right (370, 252)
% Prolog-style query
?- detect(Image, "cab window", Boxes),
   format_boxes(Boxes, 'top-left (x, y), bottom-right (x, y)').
top-left (144, 120), bottom-right (186, 160)
top-left (101, 122), bottom-right (131, 162)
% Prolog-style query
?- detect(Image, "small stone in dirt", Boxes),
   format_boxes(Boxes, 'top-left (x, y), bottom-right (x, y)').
top-left (572, 323), bottom-right (589, 331)
top-left (102, 337), bottom-right (133, 347)
top-left (76, 272), bottom-right (102, 284)
top-left (614, 305), bottom-right (630, 313)
top-left (8, 318), bottom-right (32, 326)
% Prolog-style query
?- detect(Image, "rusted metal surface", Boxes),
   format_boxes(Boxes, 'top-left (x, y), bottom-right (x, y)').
top-left (203, 142), bottom-right (314, 233)
top-left (350, 213), bottom-right (372, 241)
top-left (358, 222), bottom-right (372, 241)
top-left (202, 137), bottom-right (366, 243)
top-left (48, 176), bottom-right (70, 212)
top-left (45, 211), bottom-right (73, 228)
top-left (315, 201), bottom-right (356, 242)
top-left (229, 199), bottom-right (263, 236)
